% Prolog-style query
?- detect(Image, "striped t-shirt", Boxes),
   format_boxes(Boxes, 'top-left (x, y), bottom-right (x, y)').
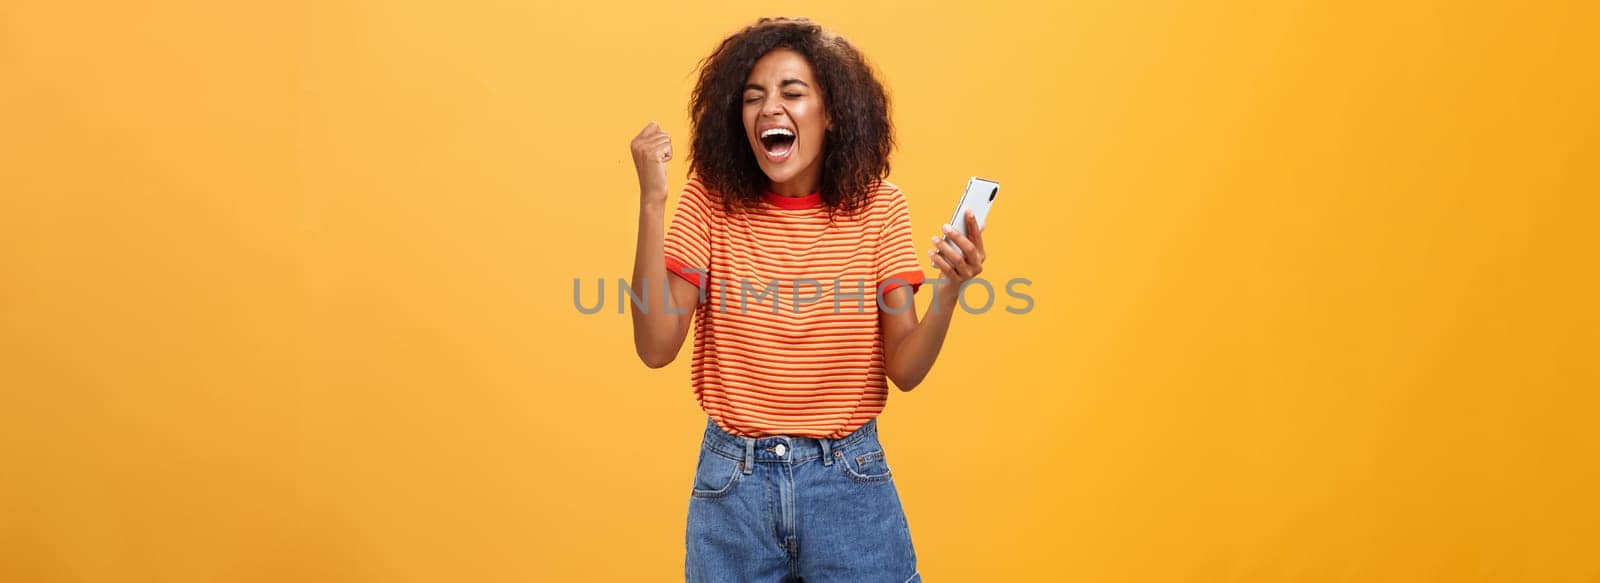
top-left (664, 176), bottom-right (925, 439)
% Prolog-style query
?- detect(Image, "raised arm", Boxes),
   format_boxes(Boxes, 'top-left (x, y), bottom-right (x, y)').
top-left (629, 121), bottom-right (701, 368)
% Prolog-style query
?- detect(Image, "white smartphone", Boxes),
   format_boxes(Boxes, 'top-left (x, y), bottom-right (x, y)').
top-left (944, 176), bottom-right (998, 257)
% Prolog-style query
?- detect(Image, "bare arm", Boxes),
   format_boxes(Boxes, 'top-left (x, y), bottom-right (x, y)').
top-left (880, 211), bottom-right (987, 390)
top-left (629, 122), bottom-right (701, 368)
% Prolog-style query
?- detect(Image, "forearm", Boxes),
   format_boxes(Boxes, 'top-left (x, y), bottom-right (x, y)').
top-left (885, 291), bottom-right (960, 390)
top-left (630, 199), bottom-right (686, 367)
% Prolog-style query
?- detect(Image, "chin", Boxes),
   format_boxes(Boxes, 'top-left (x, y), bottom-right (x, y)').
top-left (752, 152), bottom-right (814, 187)
top-left (759, 165), bottom-right (799, 185)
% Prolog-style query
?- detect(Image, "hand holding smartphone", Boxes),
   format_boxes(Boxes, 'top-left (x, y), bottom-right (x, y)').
top-left (943, 177), bottom-right (998, 257)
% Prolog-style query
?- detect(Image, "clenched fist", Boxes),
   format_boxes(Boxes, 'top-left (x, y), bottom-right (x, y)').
top-left (631, 121), bottom-right (673, 204)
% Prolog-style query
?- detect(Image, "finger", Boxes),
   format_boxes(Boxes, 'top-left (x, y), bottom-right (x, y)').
top-left (940, 224), bottom-right (978, 259)
top-left (928, 249), bottom-right (957, 278)
top-left (647, 138), bottom-right (672, 160)
top-left (637, 121), bottom-right (659, 138)
top-left (930, 236), bottom-right (973, 279)
top-left (960, 242), bottom-right (982, 271)
top-left (965, 210), bottom-right (984, 250)
top-left (931, 235), bottom-right (961, 262)
top-left (954, 252), bottom-right (976, 279)
top-left (938, 233), bottom-right (977, 275)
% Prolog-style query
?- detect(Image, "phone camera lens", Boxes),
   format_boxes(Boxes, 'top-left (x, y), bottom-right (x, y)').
top-left (989, 187), bottom-right (998, 201)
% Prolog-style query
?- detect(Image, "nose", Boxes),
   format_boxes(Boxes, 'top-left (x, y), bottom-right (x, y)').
top-left (762, 96), bottom-right (786, 118)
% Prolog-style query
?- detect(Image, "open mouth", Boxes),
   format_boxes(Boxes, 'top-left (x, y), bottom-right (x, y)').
top-left (759, 128), bottom-right (796, 163)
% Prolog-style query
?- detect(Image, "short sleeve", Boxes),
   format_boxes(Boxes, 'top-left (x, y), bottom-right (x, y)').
top-left (874, 184), bottom-right (926, 296)
top-left (663, 177), bottom-right (714, 290)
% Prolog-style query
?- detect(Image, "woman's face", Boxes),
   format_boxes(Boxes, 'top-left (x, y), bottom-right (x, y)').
top-left (742, 48), bottom-right (829, 193)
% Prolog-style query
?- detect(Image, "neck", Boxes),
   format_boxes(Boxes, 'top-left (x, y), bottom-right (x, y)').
top-left (769, 165), bottom-right (821, 197)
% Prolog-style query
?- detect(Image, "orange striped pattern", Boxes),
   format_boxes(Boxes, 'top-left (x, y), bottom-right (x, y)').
top-left (664, 176), bottom-right (925, 439)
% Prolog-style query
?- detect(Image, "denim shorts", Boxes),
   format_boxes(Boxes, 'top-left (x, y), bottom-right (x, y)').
top-left (685, 417), bottom-right (921, 582)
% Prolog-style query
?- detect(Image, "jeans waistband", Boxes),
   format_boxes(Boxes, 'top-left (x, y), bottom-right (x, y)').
top-left (700, 417), bottom-right (878, 472)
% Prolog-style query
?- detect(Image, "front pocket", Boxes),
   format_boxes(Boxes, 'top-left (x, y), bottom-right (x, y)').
top-left (838, 448), bottom-right (893, 483)
top-left (689, 448), bottom-right (743, 499)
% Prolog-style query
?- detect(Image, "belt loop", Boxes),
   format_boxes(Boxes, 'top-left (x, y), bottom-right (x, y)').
top-left (820, 436), bottom-right (834, 466)
top-left (742, 436), bottom-right (756, 475)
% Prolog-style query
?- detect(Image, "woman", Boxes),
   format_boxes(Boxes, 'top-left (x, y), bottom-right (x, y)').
top-left (627, 17), bottom-right (987, 582)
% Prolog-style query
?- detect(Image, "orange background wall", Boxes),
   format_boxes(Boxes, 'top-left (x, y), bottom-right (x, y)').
top-left (3, 0), bottom-right (1596, 580)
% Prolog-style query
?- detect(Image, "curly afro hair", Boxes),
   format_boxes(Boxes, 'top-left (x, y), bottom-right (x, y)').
top-left (689, 17), bottom-right (894, 216)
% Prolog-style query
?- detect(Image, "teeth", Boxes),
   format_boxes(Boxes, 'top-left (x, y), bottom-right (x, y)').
top-left (760, 128), bottom-right (795, 139)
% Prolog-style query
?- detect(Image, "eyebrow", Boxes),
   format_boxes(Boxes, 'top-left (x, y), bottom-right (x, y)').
top-left (744, 78), bottom-right (811, 92)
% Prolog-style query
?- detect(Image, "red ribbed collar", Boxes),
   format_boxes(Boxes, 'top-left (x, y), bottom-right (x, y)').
top-left (761, 190), bottom-right (822, 209)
